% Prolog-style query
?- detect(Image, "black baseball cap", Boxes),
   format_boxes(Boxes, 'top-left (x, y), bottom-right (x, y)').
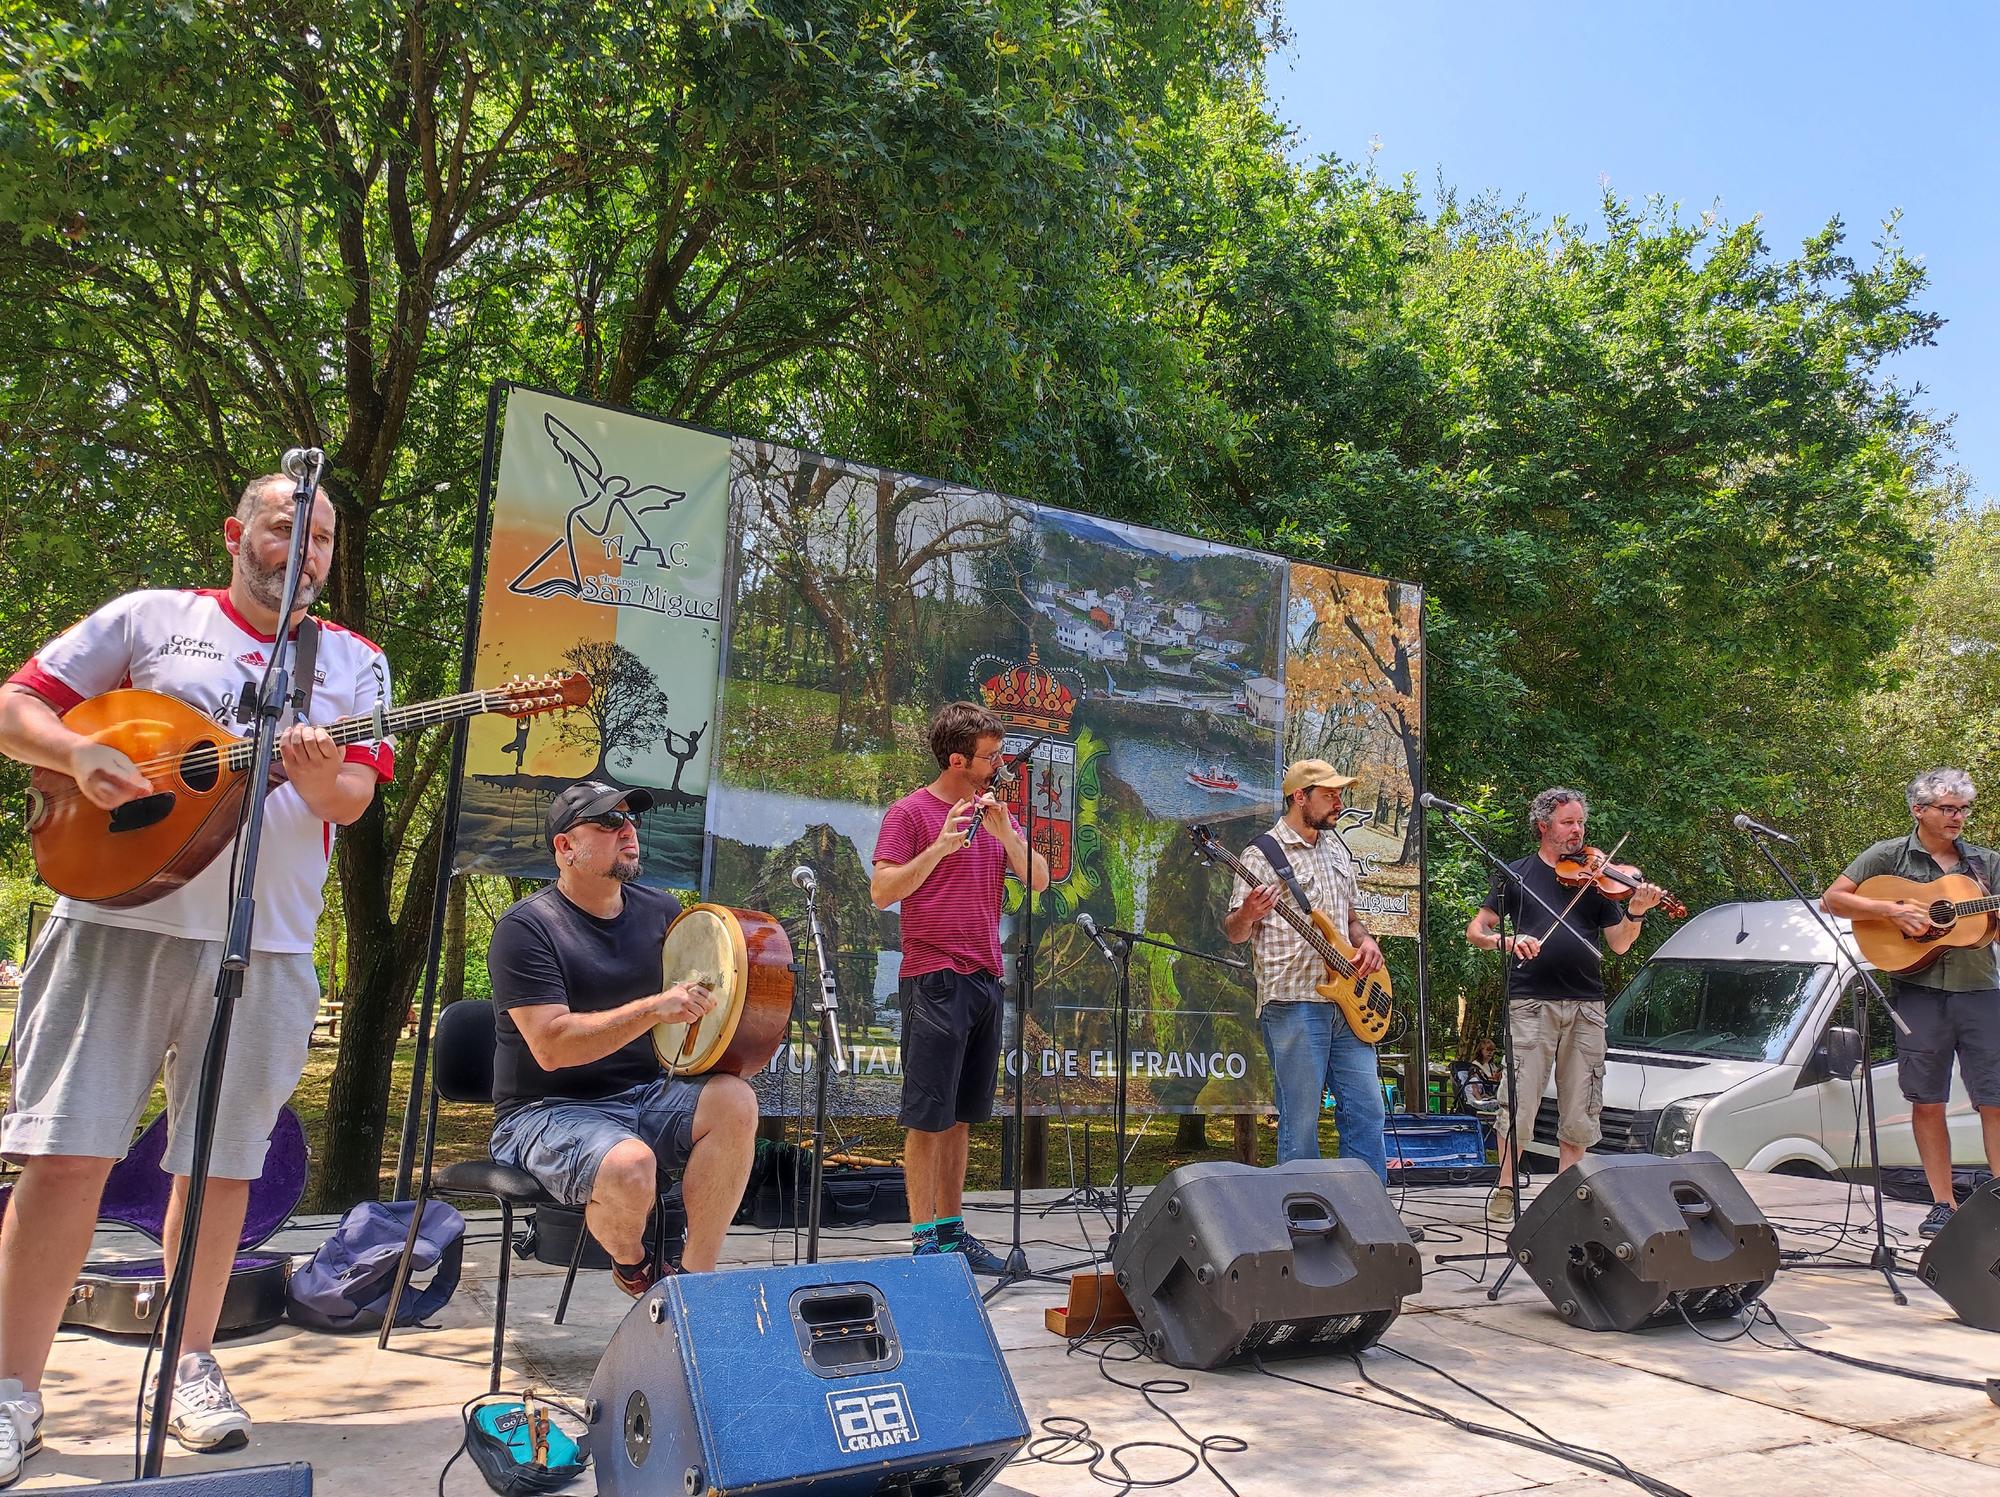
top-left (546, 780), bottom-right (656, 841)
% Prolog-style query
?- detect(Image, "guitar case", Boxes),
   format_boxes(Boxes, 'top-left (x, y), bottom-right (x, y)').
top-left (0, 1107), bottom-right (308, 1340)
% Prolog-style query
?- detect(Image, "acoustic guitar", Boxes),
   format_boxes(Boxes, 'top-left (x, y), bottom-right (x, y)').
top-left (1190, 823), bottom-right (1394, 1045)
top-left (26, 673), bottom-right (588, 907)
top-left (1849, 872), bottom-right (2000, 975)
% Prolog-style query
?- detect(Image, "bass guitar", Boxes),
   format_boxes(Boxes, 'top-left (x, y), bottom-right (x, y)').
top-left (1849, 872), bottom-right (2000, 975)
top-left (26, 673), bottom-right (588, 907)
top-left (1190, 823), bottom-right (1394, 1044)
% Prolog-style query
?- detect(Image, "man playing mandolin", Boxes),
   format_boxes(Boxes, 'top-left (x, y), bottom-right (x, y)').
top-left (1822, 768), bottom-right (2000, 1239)
top-left (0, 475), bottom-right (393, 1472)
top-left (1465, 788), bottom-right (1663, 1222)
top-left (1223, 759), bottom-right (1390, 1178)
top-left (487, 782), bottom-right (758, 1293)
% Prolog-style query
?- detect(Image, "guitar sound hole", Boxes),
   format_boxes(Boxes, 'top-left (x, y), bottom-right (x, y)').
top-left (181, 740), bottom-right (220, 793)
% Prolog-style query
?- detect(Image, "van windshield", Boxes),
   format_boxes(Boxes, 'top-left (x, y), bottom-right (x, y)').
top-left (1603, 958), bottom-right (1827, 1062)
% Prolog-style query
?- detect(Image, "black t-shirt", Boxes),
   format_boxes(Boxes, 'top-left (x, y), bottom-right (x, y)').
top-left (488, 883), bottom-right (681, 1122)
top-left (1481, 854), bottom-right (1627, 1002)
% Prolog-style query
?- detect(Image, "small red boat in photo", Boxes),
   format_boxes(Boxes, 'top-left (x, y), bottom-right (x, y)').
top-left (1186, 763), bottom-right (1239, 792)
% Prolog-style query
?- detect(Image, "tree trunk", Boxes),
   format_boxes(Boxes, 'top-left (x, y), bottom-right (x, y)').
top-left (441, 878), bottom-right (467, 1008)
top-left (1231, 1113), bottom-right (1259, 1165)
top-left (312, 508), bottom-right (450, 1208)
top-left (1173, 1114), bottom-right (1207, 1151)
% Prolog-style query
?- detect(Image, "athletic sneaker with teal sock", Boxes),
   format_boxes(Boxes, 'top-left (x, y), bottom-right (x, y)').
top-left (911, 1219), bottom-right (942, 1256)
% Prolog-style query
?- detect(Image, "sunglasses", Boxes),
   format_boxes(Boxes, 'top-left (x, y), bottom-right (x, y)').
top-left (575, 809), bottom-right (642, 831)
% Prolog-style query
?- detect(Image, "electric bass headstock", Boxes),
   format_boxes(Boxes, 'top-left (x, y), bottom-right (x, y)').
top-left (496, 671), bottom-right (591, 719)
top-left (1189, 823), bottom-right (1219, 861)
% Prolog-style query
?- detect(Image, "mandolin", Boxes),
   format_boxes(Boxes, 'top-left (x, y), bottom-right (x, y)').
top-left (1848, 872), bottom-right (2000, 975)
top-left (26, 673), bottom-right (588, 907)
top-left (1190, 823), bottom-right (1394, 1045)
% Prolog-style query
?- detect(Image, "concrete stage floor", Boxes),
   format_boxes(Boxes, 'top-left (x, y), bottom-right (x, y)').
top-left (16, 1169), bottom-right (2000, 1494)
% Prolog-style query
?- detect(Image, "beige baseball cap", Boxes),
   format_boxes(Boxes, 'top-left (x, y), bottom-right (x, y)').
top-left (1281, 758), bottom-right (1357, 797)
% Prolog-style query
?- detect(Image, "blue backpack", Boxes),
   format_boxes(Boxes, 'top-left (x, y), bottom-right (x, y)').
top-left (286, 1199), bottom-right (465, 1332)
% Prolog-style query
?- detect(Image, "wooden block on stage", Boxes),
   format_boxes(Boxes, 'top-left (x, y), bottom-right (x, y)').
top-left (1045, 1270), bottom-right (1137, 1338)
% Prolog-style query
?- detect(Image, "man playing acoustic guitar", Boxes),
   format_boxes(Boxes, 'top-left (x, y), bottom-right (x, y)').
top-left (0, 475), bottom-right (393, 1476)
top-left (1223, 759), bottom-right (1389, 1178)
top-left (1823, 768), bottom-right (2000, 1239)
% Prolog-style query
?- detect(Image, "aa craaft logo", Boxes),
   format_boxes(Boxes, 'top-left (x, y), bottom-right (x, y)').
top-left (826, 1385), bottom-right (918, 1454)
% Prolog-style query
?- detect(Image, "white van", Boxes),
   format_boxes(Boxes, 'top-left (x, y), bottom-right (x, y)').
top-left (1519, 900), bottom-right (1986, 1177)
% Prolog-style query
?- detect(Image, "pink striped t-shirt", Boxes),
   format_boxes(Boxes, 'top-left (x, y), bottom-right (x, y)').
top-left (873, 787), bottom-right (1020, 979)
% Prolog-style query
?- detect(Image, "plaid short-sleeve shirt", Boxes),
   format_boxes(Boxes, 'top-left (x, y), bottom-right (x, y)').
top-left (1226, 818), bottom-right (1359, 1011)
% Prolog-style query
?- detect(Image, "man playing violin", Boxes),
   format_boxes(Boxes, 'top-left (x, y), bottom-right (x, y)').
top-left (1822, 768), bottom-right (2000, 1239)
top-left (487, 781), bottom-right (758, 1294)
top-left (871, 701), bottom-right (1049, 1273)
top-left (1465, 787), bottom-right (1664, 1221)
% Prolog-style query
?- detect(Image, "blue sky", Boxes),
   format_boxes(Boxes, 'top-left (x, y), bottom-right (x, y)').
top-left (1269, 2), bottom-right (1999, 504)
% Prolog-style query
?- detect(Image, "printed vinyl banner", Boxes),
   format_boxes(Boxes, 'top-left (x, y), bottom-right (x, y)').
top-left (704, 439), bottom-right (1423, 1118)
top-left (453, 388), bottom-right (729, 885)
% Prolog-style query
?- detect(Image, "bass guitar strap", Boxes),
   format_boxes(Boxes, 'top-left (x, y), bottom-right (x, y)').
top-left (1251, 832), bottom-right (1316, 918)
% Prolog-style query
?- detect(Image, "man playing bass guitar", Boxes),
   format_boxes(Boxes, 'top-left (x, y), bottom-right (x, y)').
top-left (1821, 768), bottom-right (2000, 1239)
top-left (1222, 759), bottom-right (1389, 1179)
top-left (0, 475), bottom-right (393, 1477)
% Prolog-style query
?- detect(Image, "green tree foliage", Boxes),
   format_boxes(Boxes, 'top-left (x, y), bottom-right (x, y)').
top-left (0, 0), bottom-right (1953, 1191)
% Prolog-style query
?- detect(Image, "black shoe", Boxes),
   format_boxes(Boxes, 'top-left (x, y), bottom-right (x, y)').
top-left (955, 1231), bottom-right (1011, 1276)
top-left (1920, 1201), bottom-right (1954, 1239)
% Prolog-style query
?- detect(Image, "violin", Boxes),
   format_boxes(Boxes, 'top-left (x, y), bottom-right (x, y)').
top-left (1552, 847), bottom-right (1687, 919)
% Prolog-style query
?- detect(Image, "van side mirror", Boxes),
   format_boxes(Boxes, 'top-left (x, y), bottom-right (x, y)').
top-left (1822, 1026), bottom-right (1864, 1080)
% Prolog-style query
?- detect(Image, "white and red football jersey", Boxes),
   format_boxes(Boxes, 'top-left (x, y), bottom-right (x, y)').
top-left (9, 588), bottom-right (395, 952)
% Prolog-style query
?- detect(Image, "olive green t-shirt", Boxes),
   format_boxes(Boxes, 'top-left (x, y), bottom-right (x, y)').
top-left (1843, 832), bottom-right (2000, 992)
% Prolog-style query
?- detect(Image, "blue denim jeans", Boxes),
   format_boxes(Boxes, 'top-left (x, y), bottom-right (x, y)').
top-left (1259, 1001), bottom-right (1388, 1182)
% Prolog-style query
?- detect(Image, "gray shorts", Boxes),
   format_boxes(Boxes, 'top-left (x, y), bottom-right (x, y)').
top-left (1889, 984), bottom-right (2000, 1107)
top-left (2, 917), bottom-right (319, 1179)
top-left (490, 1076), bottom-right (712, 1207)
top-left (1494, 999), bottom-right (1607, 1149)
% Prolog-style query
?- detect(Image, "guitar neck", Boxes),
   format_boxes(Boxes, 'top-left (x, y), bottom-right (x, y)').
top-left (221, 689), bottom-right (504, 771)
top-left (1948, 895), bottom-right (2000, 918)
top-left (1203, 838), bottom-right (1354, 978)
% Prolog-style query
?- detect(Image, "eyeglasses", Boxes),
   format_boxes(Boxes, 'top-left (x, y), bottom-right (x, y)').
top-left (970, 750), bottom-right (1007, 765)
top-left (576, 810), bottom-right (642, 830)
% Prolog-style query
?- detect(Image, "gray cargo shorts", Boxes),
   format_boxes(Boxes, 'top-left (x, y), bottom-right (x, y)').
top-left (2, 917), bottom-right (319, 1179)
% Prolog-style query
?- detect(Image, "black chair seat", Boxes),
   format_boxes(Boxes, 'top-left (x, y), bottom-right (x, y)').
top-left (437, 1158), bottom-right (549, 1203)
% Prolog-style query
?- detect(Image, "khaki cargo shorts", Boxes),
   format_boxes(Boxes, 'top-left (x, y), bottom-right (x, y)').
top-left (1492, 999), bottom-right (1607, 1149)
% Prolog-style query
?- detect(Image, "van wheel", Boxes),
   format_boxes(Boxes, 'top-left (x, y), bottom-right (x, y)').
top-left (1772, 1161), bottom-right (1831, 1180)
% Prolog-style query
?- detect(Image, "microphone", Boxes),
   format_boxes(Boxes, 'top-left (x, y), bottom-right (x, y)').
top-left (281, 447), bottom-right (323, 482)
top-left (1732, 813), bottom-right (1799, 846)
top-left (1076, 913), bottom-right (1120, 964)
top-left (790, 864), bottom-right (817, 891)
top-left (1418, 791), bottom-right (1476, 816)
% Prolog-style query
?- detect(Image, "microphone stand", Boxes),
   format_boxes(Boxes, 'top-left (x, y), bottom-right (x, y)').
top-left (142, 451), bottom-right (323, 1478)
top-left (1428, 806), bottom-right (1605, 1299)
top-left (796, 874), bottom-right (849, 1265)
top-left (1095, 925), bottom-right (1246, 1248)
top-left (1741, 826), bottom-right (1907, 1303)
top-left (983, 730), bottom-right (1067, 1300)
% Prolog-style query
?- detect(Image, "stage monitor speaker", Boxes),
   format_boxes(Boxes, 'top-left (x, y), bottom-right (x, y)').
top-left (586, 1255), bottom-right (1028, 1497)
top-left (88, 1463), bottom-right (312, 1495)
top-left (1111, 1158), bottom-right (1421, 1370)
top-left (1918, 1177), bottom-right (2000, 1331)
top-left (1507, 1152), bottom-right (1778, 1332)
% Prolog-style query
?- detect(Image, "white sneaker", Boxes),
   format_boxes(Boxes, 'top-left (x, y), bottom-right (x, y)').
top-left (0, 1379), bottom-right (45, 1489)
top-left (160, 1353), bottom-right (251, 1453)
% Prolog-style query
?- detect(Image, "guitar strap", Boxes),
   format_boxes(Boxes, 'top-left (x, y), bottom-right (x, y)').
top-left (290, 616), bottom-right (320, 719)
top-left (1251, 832), bottom-right (1316, 917)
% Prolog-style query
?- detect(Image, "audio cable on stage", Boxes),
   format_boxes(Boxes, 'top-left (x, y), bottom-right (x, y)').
top-left (1254, 1347), bottom-right (1692, 1497)
top-left (1676, 1298), bottom-right (2000, 1403)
